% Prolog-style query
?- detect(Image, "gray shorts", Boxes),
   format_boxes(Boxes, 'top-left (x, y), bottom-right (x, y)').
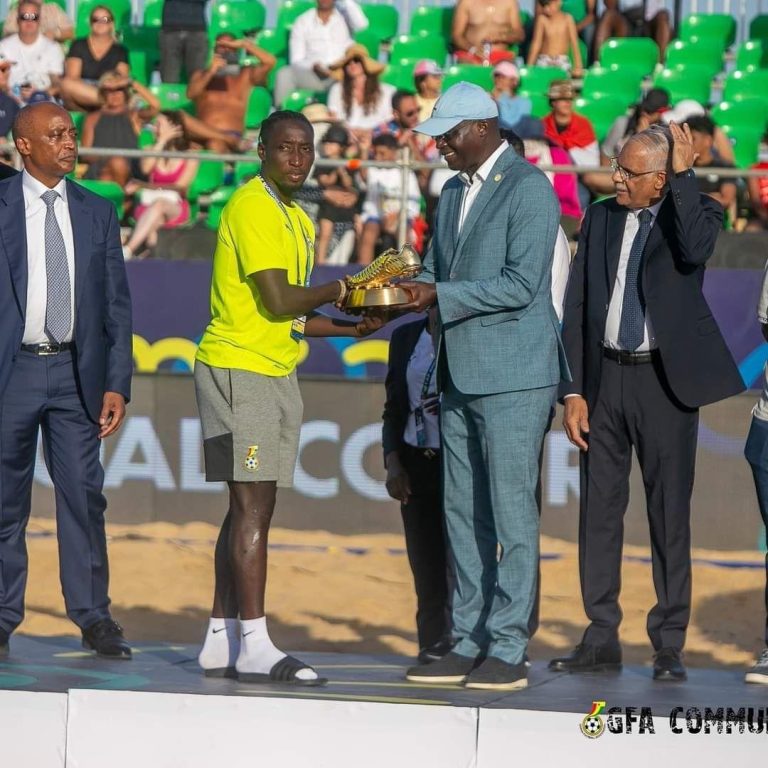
top-left (194, 361), bottom-right (303, 485)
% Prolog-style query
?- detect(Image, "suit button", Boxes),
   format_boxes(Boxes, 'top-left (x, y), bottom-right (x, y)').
top-left (449, 272), bottom-right (456, 279)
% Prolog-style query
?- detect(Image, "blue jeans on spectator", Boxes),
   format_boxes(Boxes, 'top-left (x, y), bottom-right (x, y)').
top-left (744, 414), bottom-right (768, 645)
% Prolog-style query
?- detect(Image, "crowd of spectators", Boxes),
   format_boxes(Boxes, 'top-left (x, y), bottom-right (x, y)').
top-left (0, 0), bottom-right (761, 259)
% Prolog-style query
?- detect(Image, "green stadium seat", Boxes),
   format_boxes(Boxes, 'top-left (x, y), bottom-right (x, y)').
top-left (652, 67), bottom-right (712, 105)
top-left (598, 37), bottom-right (660, 75)
top-left (69, 110), bottom-right (85, 136)
top-left (409, 6), bottom-right (453, 39)
top-left (189, 158), bottom-right (226, 200)
top-left (679, 13), bottom-right (736, 49)
top-left (276, 0), bottom-right (314, 31)
top-left (442, 64), bottom-right (493, 91)
top-left (382, 60), bottom-right (418, 92)
top-left (256, 28), bottom-right (289, 58)
top-left (581, 66), bottom-right (642, 105)
top-left (121, 26), bottom-right (161, 60)
top-left (750, 14), bottom-right (768, 43)
top-left (76, 0), bottom-right (132, 38)
top-left (361, 3), bottom-right (399, 41)
top-left (353, 28), bottom-right (380, 59)
top-left (719, 125), bottom-right (761, 168)
top-left (518, 65), bottom-right (569, 95)
top-left (149, 83), bottom-right (193, 111)
top-left (281, 88), bottom-right (318, 111)
top-left (234, 161), bottom-right (262, 184)
top-left (562, 0), bottom-right (587, 24)
top-left (518, 90), bottom-right (550, 118)
top-left (245, 86), bottom-right (272, 129)
top-left (143, 0), bottom-right (163, 27)
top-left (723, 69), bottom-right (768, 102)
top-left (574, 96), bottom-right (627, 142)
top-left (735, 40), bottom-right (765, 71)
top-left (128, 49), bottom-right (148, 85)
top-left (205, 186), bottom-right (236, 229)
top-left (210, 1), bottom-right (266, 38)
top-left (665, 40), bottom-right (723, 78)
top-left (76, 179), bottom-right (125, 219)
top-left (711, 99), bottom-right (768, 130)
top-left (390, 35), bottom-right (447, 67)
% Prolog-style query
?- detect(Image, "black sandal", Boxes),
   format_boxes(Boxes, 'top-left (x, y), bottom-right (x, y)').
top-left (237, 655), bottom-right (327, 686)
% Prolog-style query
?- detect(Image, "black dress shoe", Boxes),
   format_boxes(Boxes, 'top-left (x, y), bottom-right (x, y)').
top-left (417, 638), bottom-right (455, 664)
top-left (548, 641), bottom-right (622, 673)
top-left (653, 647), bottom-right (687, 682)
top-left (82, 618), bottom-right (132, 660)
top-left (464, 657), bottom-right (528, 691)
top-left (406, 651), bottom-right (479, 683)
top-left (0, 628), bottom-right (9, 658)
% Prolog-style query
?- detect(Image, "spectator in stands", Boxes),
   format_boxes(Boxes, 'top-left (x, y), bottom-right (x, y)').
top-left (273, 0), bottom-right (368, 108)
top-left (186, 34), bottom-right (275, 153)
top-left (313, 123), bottom-right (360, 264)
top-left (586, 87), bottom-right (670, 195)
top-left (527, 0), bottom-right (583, 75)
top-left (59, 6), bottom-right (128, 111)
top-left (542, 80), bottom-right (598, 207)
top-left (327, 44), bottom-right (394, 139)
top-left (80, 70), bottom-right (160, 187)
top-left (122, 111), bottom-right (199, 260)
top-left (0, 54), bottom-right (20, 150)
top-left (746, 156), bottom-right (768, 232)
top-left (0, 1), bottom-right (63, 98)
top-left (492, 61), bottom-right (532, 131)
top-left (2, 0), bottom-right (72, 42)
top-left (160, 0), bottom-right (209, 84)
top-left (302, 101), bottom-right (334, 151)
top-left (357, 133), bottom-right (421, 265)
top-left (451, 0), bottom-right (522, 64)
top-left (594, 0), bottom-right (670, 59)
top-left (687, 114), bottom-right (738, 227)
top-left (662, 99), bottom-right (736, 165)
top-left (413, 60), bottom-right (443, 123)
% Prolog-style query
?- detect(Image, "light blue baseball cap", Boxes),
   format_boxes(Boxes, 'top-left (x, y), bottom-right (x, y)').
top-left (416, 81), bottom-right (499, 137)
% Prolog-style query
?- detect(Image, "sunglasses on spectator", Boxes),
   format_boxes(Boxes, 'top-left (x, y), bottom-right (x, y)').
top-left (91, 15), bottom-right (114, 23)
top-left (401, 109), bottom-right (420, 117)
top-left (17, 12), bottom-right (40, 21)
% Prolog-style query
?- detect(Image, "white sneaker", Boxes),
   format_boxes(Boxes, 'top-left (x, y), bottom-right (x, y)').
top-left (745, 648), bottom-right (768, 684)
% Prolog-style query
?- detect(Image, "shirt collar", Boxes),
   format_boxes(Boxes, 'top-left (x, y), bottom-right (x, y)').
top-left (459, 141), bottom-right (507, 188)
top-left (22, 170), bottom-right (68, 204)
top-left (628, 197), bottom-right (664, 220)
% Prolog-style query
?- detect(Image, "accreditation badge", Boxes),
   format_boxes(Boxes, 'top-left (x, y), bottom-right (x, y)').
top-left (290, 315), bottom-right (306, 342)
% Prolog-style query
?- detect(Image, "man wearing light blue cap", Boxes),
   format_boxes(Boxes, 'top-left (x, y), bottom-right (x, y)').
top-left (400, 82), bottom-right (568, 690)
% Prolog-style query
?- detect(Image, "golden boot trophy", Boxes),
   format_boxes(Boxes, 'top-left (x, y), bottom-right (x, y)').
top-left (341, 244), bottom-right (422, 313)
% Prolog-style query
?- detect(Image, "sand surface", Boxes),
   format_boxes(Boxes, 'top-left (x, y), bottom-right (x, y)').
top-left (20, 518), bottom-right (767, 670)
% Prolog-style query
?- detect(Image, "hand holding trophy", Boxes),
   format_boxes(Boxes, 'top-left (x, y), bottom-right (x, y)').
top-left (337, 244), bottom-right (423, 314)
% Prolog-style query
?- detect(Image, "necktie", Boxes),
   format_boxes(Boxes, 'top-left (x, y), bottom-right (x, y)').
top-left (618, 209), bottom-right (653, 351)
top-left (42, 189), bottom-right (71, 344)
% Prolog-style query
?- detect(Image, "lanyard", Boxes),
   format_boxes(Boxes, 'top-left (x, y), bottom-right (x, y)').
top-left (259, 174), bottom-right (313, 287)
top-left (414, 349), bottom-right (437, 448)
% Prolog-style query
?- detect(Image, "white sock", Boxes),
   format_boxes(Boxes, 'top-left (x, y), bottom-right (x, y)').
top-left (198, 617), bottom-right (239, 671)
top-left (236, 617), bottom-right (317, 681)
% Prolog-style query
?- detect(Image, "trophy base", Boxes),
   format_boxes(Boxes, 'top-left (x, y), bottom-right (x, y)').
top-left (344, 286), bottom-right (410, 313)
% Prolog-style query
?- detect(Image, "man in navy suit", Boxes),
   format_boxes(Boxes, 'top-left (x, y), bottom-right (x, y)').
top-left (0, 103), bottom-right (133, 659)
top-left (550, 123), bottom-right (744, 681)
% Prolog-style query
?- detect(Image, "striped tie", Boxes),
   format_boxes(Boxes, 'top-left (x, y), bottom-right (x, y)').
top-left (42, 189), bottom-right (71, 344)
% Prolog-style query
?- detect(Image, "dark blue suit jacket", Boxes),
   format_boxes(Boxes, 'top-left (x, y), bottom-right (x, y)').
top-left (0, 173), bottom-right (133, 422)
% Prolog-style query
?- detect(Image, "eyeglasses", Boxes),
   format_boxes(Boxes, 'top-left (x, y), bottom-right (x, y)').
top-left (91, 15), bottom-right (114, 23)
top-left (609, 157), bottom-right (665, 182)
top-left (17, 12), bottom-right (39, 21)
top-left (401, 109), bottom-right (420, 117)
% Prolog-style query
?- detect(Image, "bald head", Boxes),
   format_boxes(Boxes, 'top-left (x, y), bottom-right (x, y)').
top-left (13, 103), bottom-right (77, 187)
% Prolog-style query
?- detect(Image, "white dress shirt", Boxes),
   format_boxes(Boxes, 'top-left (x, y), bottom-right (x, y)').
top-left (22, 171), bottom-right (76, 344)
top-left (457, 141), bottom-right (507, 233)
top-left (753, 259), bottom-right (768, 422)
top-left (289, 1), bottom-right (368, 70)
top-left (403, 328), bottom-right (441, 450)
top-left (551, 225), bottom-right (572, 323)
top-left (603, 199), bottom-right (664, 352)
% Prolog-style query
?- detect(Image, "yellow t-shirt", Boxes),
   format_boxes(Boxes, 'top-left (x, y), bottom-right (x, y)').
top-left (196, 177), bottom-right (315, 376)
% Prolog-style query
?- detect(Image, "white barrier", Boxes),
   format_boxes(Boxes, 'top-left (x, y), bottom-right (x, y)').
top-left (0, 691), bottom-right (68, 768)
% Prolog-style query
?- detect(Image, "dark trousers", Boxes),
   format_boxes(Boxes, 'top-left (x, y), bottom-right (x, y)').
top-left (400, 445), bottom-right (452, 649)
top-left (0, 350), bottom-right (111, 635)
top-left (580, 356), bottom-right (698, 651)
top-left (744, 415), bottom-right (768, 646)
top-left (160, 30), bottom-right (209, 83)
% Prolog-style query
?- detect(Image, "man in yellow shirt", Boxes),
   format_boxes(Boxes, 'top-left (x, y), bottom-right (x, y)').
top-left (195, 110), bottom-right (381, 685)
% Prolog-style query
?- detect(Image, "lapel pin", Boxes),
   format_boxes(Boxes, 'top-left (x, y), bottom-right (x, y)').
top-left (494, 174), bottom-right (502, 182)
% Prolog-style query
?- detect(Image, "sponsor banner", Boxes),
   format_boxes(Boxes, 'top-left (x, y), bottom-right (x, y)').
top-left (127, 263), bottom-right (768, 387)
top-left (29, 376), bottom-right (766, 551)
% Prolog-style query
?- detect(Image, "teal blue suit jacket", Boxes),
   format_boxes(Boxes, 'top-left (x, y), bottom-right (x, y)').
top-left (419, 146), bottom-right (570, 395)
